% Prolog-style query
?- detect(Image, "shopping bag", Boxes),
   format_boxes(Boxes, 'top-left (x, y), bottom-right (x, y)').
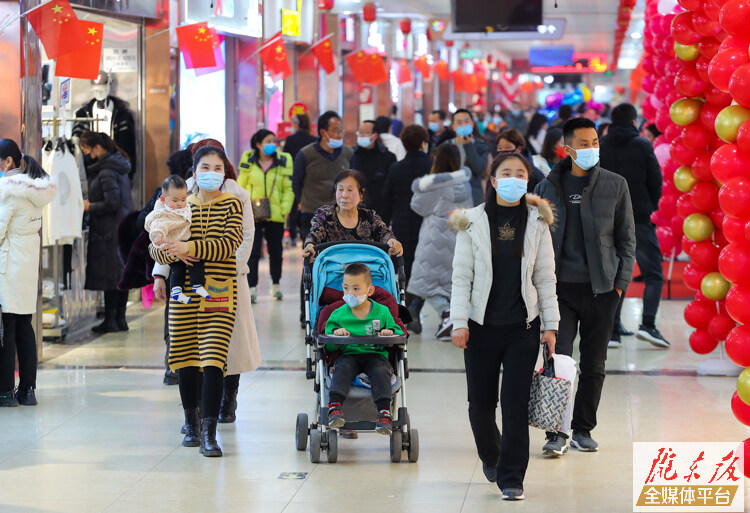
top-left (528, 344), bottom-right (573, 432)
top-left (550, 353), bottom-right (577, 433)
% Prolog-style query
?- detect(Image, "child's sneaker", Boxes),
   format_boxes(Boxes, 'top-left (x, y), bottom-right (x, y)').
top-left (271, 284), bottom-right (283, 301)
top-left (376, 410), bottom-right (392, 435)
top-left (192, 285), bottom-right (211, 299)
top-left (328, 403), bottom-right (345, 428)
top-left (435, 311), bottom-right (453, 341)
top-left (250, 287), bottom-right (258, 304)
top-left (171, 287), bottom-right (191, 304)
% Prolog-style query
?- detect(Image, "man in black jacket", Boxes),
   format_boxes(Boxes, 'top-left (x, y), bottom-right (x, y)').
top-left (351, 120), bottom-right (397, 219)
top-left (427, 109), bottom-right (455, 150)
top-left (450, 109), bottom-right (491, 206)
top-left (534, 117), bottom-right (636, 457)
top-left (600, 103), bottom-right (669, 349)
top-left (283, 113), bottom-right (317, 244)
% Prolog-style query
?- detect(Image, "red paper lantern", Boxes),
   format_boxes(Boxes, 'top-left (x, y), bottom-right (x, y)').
top-left (445, 40), bottom-right (454, 48)
top-left (317, 0), bottom-right (334, 10)
top-left (363, 2), bottom-right (376, 23)
top-left (400, 19), bottom-right (411, 36)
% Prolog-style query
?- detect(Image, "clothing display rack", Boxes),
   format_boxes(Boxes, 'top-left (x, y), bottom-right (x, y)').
top-left (41, 115), bottom-right (101, 138)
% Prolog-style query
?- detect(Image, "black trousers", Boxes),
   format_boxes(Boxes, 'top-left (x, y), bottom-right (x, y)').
top-left (170, 259), bottom-right (205, 292)
top-left (104, 290), bottom-right (129, 321)
top-left (178, 366), bottom-right (223, 418)
top-left (613, 222), bottom-right (665, 330)
top-left (248, 221), bottom-right (285, 287)
top-left (556, 282), bottom-right (620, 433)
top-left (0, 313), bottom-right (37, 391)
top-left (464, 317), bottom-right (540, 490)
top-left (299, 213), bottom-right (314, 322)
top-left (287, 197), bottom-right (300, 242)
top-left (329, 353), bottom-right (393, 411)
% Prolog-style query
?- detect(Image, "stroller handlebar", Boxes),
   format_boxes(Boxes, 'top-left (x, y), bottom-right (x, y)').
top-left (302, 240), bottom-right (406, 285)
top-left (318, 334), bottom-right (408, 347)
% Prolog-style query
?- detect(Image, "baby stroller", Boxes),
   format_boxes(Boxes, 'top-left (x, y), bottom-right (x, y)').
top-left (295, 241), bottom-right (418, 464)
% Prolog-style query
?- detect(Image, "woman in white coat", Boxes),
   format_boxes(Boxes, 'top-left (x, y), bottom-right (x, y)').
top-left (0, 139), bottom-right (57, 407)
top-left (153, 139), bottom-right (261, 424)
top-left (449, 153), bottom-right (559, 501)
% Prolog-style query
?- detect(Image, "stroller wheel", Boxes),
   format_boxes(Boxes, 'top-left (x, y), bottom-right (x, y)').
top-left (390, 430), bottom-right (403, 463)
top-left (309, 428), bottom-right (322, 463)
top-left (295, 413), bottom-right (309, 451)
top-left (407, 428), bottom-right (419, 463)
top-left (326, 429), bottom-right (338, 463)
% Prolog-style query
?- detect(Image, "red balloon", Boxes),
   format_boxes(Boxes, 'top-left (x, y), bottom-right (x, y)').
top-left (677, 0), bottom-right (701, 10)
top-left (719, 241), bottom-right (750, 285)
top-left (737, 121), bottom-right (750, 158)
top-left (643, 54), bottom-right (655, 75)
top-left (662, 37), bottom-right (677, 58)
top-left (692, 153), bottom-right (714, 181)
top-left (682, 123), bottom-right (710, 151)
top-left (656, 226), bottom-right (679, 255)
top-left (729, 64), bottom-right (750, 109)
top-left (666, 90), bottom-right (683, 107)
top-left (677, 193), bottom-right (700, 218)
top-left (672, 12), bottom-right (701, 45)
top-left (704, 85), bottom-right (732, 106)
top-left (700, 102), bottom-right (723, 132)
top-left (675, 64), bottom-right (708, 97)
top-left (719, 177), bottom-right (750, 219)
top-left (692, 10), bottom-right (721, 37)
top-left (684, 264), bottom-right (710, 290)
top-left (707, 313), bottom-right (736, 340)
top-left (710, 133), bottom-right (726, 151)
top-left (719, 34), bottom-right (750, 52)
top-left (723, 216), bottom-right (748, 243)
top-left (664, 123), bottom-right (683, 143)
top-left (690, 182), bottom-right (720, 212)
top-left (726, 284), bottom-right (750, 323)
top-left (656, 107), bottom-right (671, 133)
top-left (666, 59), bottom-right (682, 78)
top-left (682, 235), bottom-right (698, 255)
top-left (695, 56), bottom-right (712, 82)
top-left (671, 214), bottom-right (685, 238)
top-left (656, 77), bottom-right (674, 101)
top-left (726, 325), bottom-right (750, 366)
top-left (710, 208), bottom-right (725, 228)
top-left (719, 0), bottom-right (750, 38)
top-left (699, 38), bottom-right (721, 60)
top-left (715, 228), bottom-right (730, 247)
top-left (659, 194), bottom-right (679, 219)
top-left (743, 438), bottom-right (750, 478)
top-left (663, 178), bottom-right (679, 197)
top-left (685, 298), bottom-right (717, 329)
top-left (709, 48), bottom-right (750, 92)
top-left (690, 240), bottom-right (721, 270)
top-left (711, 143), bottom-right (748, 183)
top-left (651, 210), bottom-right (668, 227)
top-left (732, 391), bottom-right (750, 426)
top-left (642, 74), bottom-right (656, 95)
top-left (664, 159), bottom-right (680, 178)
top-left (670, 137), bottom-right (699, 166)
top-left (704, 0), bottom-right (722, 20)
top-left (690, 329), bottom-right (720, 354)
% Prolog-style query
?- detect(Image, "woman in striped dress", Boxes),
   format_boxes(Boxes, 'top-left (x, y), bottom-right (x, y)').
top-left (150, 145), bottom-right (244, 457)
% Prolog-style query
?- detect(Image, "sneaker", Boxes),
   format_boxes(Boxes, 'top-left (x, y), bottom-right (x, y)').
top-left (376, 410), bottom-right (392, 435)
top-left (250, 287), bottom-right (258, 304)
top-left (271, 284), bottom-right (283, 301)
top-left (15, 387), bottom-right (37, 406)
top-left (501, 488), bottom-right (525, 501)
top-left (435, 311), bottom-right (452, 341)
top-left (482, 461), bottom-right (498, 483)
top-left (571, 430), bottom-right (599, 452)
top-left (635, 325), bottom-right (671, 348)
top-left (328, 402), bottom-right (345, 428)
top-left (163, 370), bottom-right (178, 386)
top-left (608, 333), bottom-right (622, 349)
top-left (0, 390), bottom-right (19, 407)
top-left (617, 322), bottom-right (634, 337)
top-left (542, 431), bottom-right (568, 456)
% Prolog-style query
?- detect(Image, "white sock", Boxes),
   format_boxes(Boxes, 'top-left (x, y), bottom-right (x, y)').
top-left (192, 285), bottom-right (211, 299)
top-left (171, 287), bottom-right (191, 304)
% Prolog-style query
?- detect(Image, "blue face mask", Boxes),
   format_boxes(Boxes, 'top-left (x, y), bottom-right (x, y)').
top-left (328, 137), bottom-right (344, 149)
top-left (428, 122), bottom-right (441, 132)
top-left (262, 143), bottom-right (277, 156)
top-left (357, 136), bottom-right (373, 148)
top-left (495, 177), bottom-right (528, 203)
top-left (456, 125), bottom-right (473, 138)
top-left (196, 171), bottom-right (225, 192)
top-left (343, 293), bottom-right (368, 308)
top-left (492, 116), bottom-right (502, 126)
top-left (570, 147), bottom-right (599, 170)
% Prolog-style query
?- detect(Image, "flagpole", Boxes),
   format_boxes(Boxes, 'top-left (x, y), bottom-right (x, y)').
top-left (237, 32), bottom-right (286, 66)
top-left (300, 33), bottom-right (334, 57)
top-left (0, 1), bottom-right (48, 35)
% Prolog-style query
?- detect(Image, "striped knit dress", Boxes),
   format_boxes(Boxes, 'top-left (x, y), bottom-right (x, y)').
top-left (150, 192), bottom-right (244, 372)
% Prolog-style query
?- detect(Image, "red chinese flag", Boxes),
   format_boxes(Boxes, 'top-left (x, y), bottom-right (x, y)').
top-left (365, 53), bottom-right (389, 85)
top-left (415, 56), bottom-right (431, 80)
top-left (176, 22), bottom-right (217, 69)
top-left (434, 61), bottom-right (449, 81)
top-left (346, 50), bottom-right (370, 83)
top-left (26, 0), bottom-right (86, 59)
top-left (194, 31), bottom-right (225, 76)
top-left (259, 32), bottom-right (292, 82)
top-left (55, 20), bottom-right (104, 80)
top-left (452, 70), bottom-right (466, 92)
top-left (311, 36), bottom-right (335, 75)
top-left (396, 59), bottom-right (412, 85)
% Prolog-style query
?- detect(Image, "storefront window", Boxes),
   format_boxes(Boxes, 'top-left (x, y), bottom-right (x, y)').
top-left (179, 43), bottom-right (227, 148)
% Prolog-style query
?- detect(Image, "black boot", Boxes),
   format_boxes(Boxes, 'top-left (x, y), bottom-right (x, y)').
top-left (92, 293), bottom-right (119, 334)
top-left (182, 408), bottom-right (201, 447)
top-left (0, 390), bottom-right (19, 407)
top-left (200, 417), bottom-right (223, 457)
top-left (115, 291), bottom-right (129, 331)
top-left (15, 387), bottom-right (37, 406)
top-left (181, 404), bottom-right (201, 434)
top-left (218, 388), bottom-right (238, 424)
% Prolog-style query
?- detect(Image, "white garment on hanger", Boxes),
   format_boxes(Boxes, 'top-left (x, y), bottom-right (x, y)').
top-left (92, 101), bottom-right (114, 137)
top-left (42, 145), bottom-right (84, 246)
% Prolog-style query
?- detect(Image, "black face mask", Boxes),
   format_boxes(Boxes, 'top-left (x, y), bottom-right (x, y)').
top-left (83, 153), bottom-right (96, 167)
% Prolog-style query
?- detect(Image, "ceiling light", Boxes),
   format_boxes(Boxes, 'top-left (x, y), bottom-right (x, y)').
top-left (630, 32), bottom-right (642, 39)
top-left (543, 75), bottom-right (554, 84)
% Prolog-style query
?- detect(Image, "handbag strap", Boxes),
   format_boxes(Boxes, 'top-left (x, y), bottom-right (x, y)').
top-left (542, 343), bottom-right (556, 378)
top-left (266, 163), bottom-right (280, 198)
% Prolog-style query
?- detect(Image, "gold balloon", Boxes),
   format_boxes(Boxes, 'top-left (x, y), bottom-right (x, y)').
top-left (737, 367), bottom-right (750, 405)
top-left (674, 42), bottom-right (700, 61)
top-left (715, 105), bottom-right (750, 143)
top-left (683, 213), bottom-right (714, 242)
top-left (670, 98), bottom-right (702, 126)
top-left (701, 272), bottom-right (731, 300)
top-left (674, 166), bottom-right (698, 193)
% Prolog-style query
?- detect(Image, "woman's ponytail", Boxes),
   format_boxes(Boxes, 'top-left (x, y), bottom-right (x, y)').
top-left (22, 155), bottom-right (48, 180)
top-left (0, 138), bottom-right (48, 179)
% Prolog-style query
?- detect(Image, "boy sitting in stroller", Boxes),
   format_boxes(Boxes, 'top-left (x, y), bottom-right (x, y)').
top-left (325, 263), bottom-right (403, 435)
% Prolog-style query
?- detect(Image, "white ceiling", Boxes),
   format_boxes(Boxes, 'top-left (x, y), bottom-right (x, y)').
top-left (331, 0), bottom-right (645, 63)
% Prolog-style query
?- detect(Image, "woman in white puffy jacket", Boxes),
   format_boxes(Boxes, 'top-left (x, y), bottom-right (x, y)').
top-left (448, 153), bottom-right (559, 502)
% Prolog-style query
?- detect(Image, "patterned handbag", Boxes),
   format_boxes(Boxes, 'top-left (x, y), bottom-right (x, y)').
top-left (528, 344), bottom-right (573, 432)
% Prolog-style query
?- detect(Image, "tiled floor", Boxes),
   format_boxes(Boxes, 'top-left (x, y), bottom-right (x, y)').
top-left (3, 246), bottom-right (750, 512)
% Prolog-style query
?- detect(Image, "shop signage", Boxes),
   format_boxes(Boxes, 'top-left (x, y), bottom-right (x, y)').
top-left (288, 102), bottom-right (308, 120)
top-left (529, 52), bottom-right (608, 74)
top-left (59, 79), bottom-right (71, 108)
top-left (281, 9), bottom-right (301, 37)
top-left (102, 48), bottom-right (138, 73)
